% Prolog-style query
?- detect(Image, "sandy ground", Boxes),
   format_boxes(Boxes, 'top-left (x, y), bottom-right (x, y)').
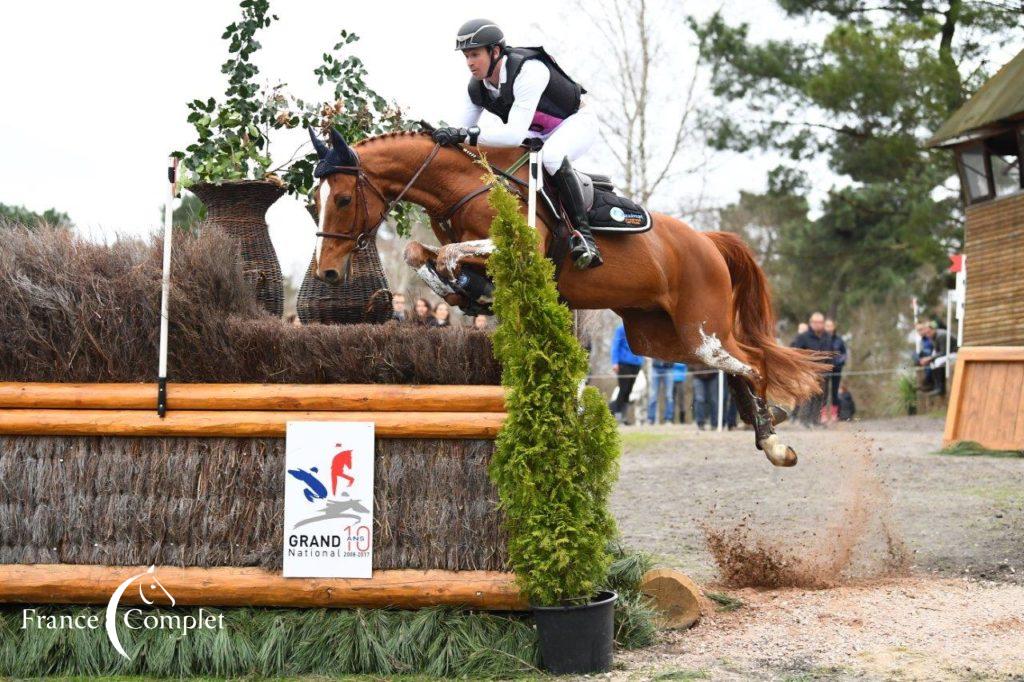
top-left (603, 417), bottom-right (1024, 681)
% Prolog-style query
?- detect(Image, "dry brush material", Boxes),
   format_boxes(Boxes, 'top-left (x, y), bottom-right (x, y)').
top-left (0, 435), bottom-right (508, 572)
top-left (0, 226), bottom-right (499, 384)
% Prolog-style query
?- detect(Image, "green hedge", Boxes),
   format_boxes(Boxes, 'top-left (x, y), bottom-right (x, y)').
top-left (486, 171), bottom-right (622, 605)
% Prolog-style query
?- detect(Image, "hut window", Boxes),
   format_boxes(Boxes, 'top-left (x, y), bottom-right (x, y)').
top-left (958, 145), bottom-right (991, 202)
top-left (991, 152), bottom-right (1021, 196)
top-left (988, 128), bottom-right (1022, 197)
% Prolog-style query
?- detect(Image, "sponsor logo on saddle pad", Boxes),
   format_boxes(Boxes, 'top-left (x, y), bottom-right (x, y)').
top-left (610, 207), bottom-right (626, 222)
top-left (283, 422), bottom-right (375, 578)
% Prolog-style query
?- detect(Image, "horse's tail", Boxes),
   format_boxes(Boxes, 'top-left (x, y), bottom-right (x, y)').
top-left (704, 231), bottom-right (830, 407)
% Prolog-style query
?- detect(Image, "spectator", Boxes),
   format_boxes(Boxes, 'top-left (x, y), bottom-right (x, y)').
top-left (824, 318), bottom-right (847, 422)
top-left (791, 322), bottom-right (809, 344)
top-left (916, 320), bottom-right (958, 396)
top-left (837, 382), bottom-right (856, 421)
top-left (413, 297), bottom-right (434, 325)
top-left (724, 386), bottom-right (738, 430)
top-left (473, 314), bottom-right (489, 330)
top-left (791, 312), bottom-right (832, 427)
top-left (914, 321), bottom-right (937, 390)
top-left (610, 324), bottom-right (643, 423)
top-left (691, 364), bottom-right (719, 431)
top-left (647, 358), bottom-right (676, 425)
top-left (672, 363), bottom-right (688, 424)
top-left (391, 293), bottom-right (408, 322)
top-left (431, 301), bottom-right (451, 327)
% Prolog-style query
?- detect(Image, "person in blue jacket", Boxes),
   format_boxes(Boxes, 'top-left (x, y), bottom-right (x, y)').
top-left (610, 324), bottom-right (643, 422)
top-left (647, 358), bottom-right (676, 424)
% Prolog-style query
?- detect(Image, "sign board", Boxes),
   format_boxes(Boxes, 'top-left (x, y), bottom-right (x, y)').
top-left (283, 422), bottom-right (374, 578)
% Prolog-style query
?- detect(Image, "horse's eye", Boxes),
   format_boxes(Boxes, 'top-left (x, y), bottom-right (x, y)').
top-left (335, 195), bottom-right (352, 208)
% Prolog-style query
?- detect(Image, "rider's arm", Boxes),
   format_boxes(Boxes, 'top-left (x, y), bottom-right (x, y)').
top-left (455, 88), bottom-right (484, 128)
top-left (476, 59), bottom-right (550, 146)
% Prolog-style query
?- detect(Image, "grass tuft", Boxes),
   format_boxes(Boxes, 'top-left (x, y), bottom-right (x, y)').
top-left (935, 441), bottom-right (1023, 458)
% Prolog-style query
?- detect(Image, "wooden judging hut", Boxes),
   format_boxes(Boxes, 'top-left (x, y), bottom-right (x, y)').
top-left (927, 48), bottom-right (1024, 449)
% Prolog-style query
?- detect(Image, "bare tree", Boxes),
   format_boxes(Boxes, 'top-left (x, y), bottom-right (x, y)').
top-left (576, 0), bottom-right (708, 211)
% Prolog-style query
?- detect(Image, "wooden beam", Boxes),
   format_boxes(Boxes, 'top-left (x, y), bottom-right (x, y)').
top-left (0, 383), bottom-right (506, 413)
top-left (0, 409), bottom-right (505, 439)
top-left (0, 565), bottom-right (526, 610)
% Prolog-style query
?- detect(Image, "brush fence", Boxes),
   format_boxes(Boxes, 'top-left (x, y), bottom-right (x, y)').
top-left (0, 382), bottom-right (525, 610)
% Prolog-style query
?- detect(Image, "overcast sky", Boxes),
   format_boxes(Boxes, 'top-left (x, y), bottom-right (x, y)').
top-left (0, 1), bottom-right (900, 281)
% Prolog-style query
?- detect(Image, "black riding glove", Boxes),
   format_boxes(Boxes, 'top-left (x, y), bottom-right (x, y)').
top-left (431, 126), bottom-right (468, 146)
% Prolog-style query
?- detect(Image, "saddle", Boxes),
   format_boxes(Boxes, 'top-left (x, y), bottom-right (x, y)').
top-left (542, 171), bottom-right (652, 233)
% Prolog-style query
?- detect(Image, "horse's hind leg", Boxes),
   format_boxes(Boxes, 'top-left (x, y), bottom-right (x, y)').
top-left (688, 323), bottom-right (798, 467)
top-left (726, 374), bottom-right (797, 467)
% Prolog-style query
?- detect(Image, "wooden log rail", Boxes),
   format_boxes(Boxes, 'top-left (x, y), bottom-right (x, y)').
top-left (0, 383), bottom-right (508, 439)
top-left (0, 565), bottom-right (527, 610)
top-left (0, 383), bottom-right (506, 412)
top-left (0, 385), bottom-right (516, 609)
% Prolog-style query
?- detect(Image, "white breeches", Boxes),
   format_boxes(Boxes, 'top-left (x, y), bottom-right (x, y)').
top-left (534, 107), bottom-right (597, 174)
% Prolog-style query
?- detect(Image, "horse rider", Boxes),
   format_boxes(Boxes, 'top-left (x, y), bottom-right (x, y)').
top-left (430, 18), bottom-right (603, 270)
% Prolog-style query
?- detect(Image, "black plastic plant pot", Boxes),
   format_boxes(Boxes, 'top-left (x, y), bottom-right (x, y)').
top-left (532, 590), bottom-right (618, 675)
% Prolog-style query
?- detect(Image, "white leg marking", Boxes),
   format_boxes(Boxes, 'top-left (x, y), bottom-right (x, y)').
top-left (417, 264), bottom-right (456, 296)
top-left (315, 181), bottom-right (331, 264)
top-left (442, 239), bottom-right (495, 275)
top-left (695, 324), bottom-right (756, 378)
top-left (761, 433), bottom-right (797, 467)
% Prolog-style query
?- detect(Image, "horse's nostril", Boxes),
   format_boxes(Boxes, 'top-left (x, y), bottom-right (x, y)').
top-left (322, 269), bottom-right (339, 283)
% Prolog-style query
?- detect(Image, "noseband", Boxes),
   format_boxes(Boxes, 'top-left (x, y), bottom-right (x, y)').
top-left (315, 143), bottom-right (442, 251)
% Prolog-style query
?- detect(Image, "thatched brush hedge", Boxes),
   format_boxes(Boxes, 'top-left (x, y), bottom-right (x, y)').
top-left (0, 435), bottom-right (506, 571)
top-left (0, 226), bottom-right (499, 384)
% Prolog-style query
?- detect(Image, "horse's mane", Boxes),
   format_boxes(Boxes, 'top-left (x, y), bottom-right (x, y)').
top-left (352, 130), bottom-right (432, 148)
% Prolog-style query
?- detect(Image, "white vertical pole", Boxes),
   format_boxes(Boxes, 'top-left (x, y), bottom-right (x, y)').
top-left (945, 290), bottom-right (953, 381)
top-left (912, 296), bottom-right (920, 355)
top-left (956, 257), bottom-right (966, 343)
top-left (717, 370), bottom-right (725, 432)
top-left (157, 157), bottom-right (178, 417)
top-left (527, 144), bottom-right (541, 229)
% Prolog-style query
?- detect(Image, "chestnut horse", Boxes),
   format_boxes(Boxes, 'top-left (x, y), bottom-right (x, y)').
top-left (310, 129), bottom-right (827, 466)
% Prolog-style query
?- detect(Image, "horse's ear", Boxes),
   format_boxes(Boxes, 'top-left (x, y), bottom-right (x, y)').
top-left (309, 127), bottom-right (331, 159)
top-left (328, 128), bottom-right (358, 166)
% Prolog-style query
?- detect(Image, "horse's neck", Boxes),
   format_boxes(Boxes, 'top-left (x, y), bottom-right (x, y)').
top-left (358, 136), bottom-right (524, 240)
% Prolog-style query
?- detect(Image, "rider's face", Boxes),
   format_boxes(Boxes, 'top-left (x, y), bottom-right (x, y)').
top-left (462, 46), bottom-right (497, 80)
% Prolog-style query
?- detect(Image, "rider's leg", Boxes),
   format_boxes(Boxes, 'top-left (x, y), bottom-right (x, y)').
top-left (549, 157), bottom-right (604, 269)
top-left (541, 107), bottom-right (597, 173)
top-left (542, 109), bottom-right (603, 269)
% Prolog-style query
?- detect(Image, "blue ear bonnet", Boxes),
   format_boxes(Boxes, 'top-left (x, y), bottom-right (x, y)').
top-left (309, 127), bottom-right (359, 178)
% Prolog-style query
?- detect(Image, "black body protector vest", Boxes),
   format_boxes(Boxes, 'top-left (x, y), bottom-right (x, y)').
top-left (467, 46), bottom-right (586, 135)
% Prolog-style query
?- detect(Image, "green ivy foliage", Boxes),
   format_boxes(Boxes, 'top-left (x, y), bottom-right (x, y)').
top-left (172, 0), bottom-right (282, 186)
top-left (486, 173), bottom-right (621, 606)
top-left (280, 29), bottom-right (406, 199)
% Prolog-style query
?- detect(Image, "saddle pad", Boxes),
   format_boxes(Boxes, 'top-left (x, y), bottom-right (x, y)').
top-left (588, 189), bottom-right (652, 233)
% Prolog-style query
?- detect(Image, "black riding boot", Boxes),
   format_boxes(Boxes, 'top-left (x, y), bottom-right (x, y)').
top-left (550, 156), bottom-right (603, 269)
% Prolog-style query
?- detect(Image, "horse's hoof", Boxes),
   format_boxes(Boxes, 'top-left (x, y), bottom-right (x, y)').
top-left (769, 405), bottom-right (789, 426)
top-left (760, 434), bottom-right (798, 467)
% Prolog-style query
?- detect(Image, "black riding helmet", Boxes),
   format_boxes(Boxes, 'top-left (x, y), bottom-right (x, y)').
top-left (455, 19), bottom-right (506, 78)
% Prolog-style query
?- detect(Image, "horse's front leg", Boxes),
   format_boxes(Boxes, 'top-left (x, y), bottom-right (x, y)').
top-left (435, 239), bottom-right (496, 279)
top-left (403, 241), bottom-right (468, 307)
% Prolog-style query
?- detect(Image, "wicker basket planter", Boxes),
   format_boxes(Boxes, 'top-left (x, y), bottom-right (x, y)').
top-left (190, 180), bottom-right (285, 317)
top-left (297, 204), bottom-right (393, 325)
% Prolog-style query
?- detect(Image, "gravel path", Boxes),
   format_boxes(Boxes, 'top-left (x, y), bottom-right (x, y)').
top-left (602, 417), bottom-right (1024, 680)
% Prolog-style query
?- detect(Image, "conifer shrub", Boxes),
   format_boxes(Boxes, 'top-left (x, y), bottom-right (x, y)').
top-left (486, 172), bottom-right (621, 606)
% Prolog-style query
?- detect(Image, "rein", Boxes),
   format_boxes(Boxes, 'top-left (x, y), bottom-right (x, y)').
top-left (316, 143), bottom-right (443, 250)
top-left (317, 140), bottom-right (537, 254)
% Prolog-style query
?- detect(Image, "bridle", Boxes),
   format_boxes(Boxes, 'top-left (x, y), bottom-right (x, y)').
top-left (315, 143), bottom-right (442, 251)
